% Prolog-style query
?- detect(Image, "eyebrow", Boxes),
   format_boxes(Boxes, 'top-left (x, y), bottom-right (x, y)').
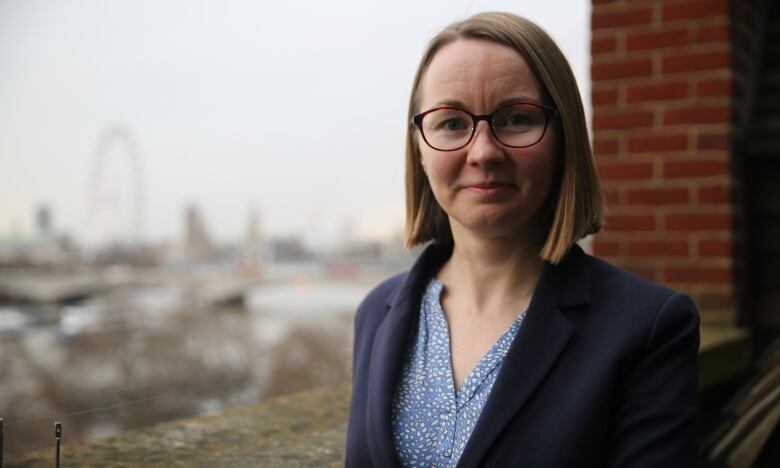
top-left (430, 96), bottom-right (545, 112)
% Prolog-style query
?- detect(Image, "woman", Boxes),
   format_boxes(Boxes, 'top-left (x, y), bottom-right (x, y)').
top-left (346, 12), bottom-right (699, 468)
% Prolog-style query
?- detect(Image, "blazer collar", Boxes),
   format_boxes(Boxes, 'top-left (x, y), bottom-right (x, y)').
top-left (456, 244), bottom-right (590, 467)
top-left (366, 243), bottom-right (451, 467)
top-left (366, 242), bottom-right (592, 468)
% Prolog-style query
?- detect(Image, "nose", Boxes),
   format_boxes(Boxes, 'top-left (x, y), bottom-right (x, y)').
top-left (466, 121), bottom-right (505, 167)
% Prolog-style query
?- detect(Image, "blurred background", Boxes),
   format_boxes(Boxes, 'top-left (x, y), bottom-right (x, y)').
top-left (0, 0), bottom-right (590, 460)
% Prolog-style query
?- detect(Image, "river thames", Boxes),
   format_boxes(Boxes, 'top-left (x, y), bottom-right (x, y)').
top-left (0, 261), bottom-right (405, 461)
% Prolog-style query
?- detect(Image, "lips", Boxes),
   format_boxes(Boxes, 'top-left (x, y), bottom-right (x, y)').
top-left (463, 180), bottom-right (516, 196)
top-left (466, 181), bottom-right (515, 190)
top-left (467, 181), bottom-right (515, 189)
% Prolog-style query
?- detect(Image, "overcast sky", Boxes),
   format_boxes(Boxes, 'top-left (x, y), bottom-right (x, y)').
top-left (0, 0), bottom-right (590, 247)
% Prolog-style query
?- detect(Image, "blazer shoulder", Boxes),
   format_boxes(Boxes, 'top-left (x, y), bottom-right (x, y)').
top-left (582, 252), bottom-right (678, 304)
top-left (354, 271), bottom-right (407, 333)
top-left (577, 251), bottom-right (700, 355)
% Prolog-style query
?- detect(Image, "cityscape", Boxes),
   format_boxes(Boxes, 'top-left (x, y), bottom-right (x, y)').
top-left (0, 196), bottom-right (416, 461)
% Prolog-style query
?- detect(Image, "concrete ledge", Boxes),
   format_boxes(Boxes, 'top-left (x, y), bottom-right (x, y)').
top-left (699, 326), bottom-right (751, 391)
top-left (8, 384), bottom-right (350, 467)
top-left (8, 326), bottom-right (750, 466)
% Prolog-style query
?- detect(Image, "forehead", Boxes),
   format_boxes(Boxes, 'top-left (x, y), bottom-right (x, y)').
top-left (420, 39), bottom-right (543, 110)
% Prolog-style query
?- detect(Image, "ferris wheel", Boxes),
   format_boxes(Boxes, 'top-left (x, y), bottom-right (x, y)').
top-left (86, 123), bottom-right (145, 248)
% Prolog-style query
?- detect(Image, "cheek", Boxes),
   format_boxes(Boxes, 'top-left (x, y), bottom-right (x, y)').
top-left (421, 151), bottom-right (460, 187)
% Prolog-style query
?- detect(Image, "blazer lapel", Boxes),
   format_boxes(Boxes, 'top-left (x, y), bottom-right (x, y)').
top-left (456, 245), bottom-right (590, 468)
top-left (366, 243), bottom-right (452, 468)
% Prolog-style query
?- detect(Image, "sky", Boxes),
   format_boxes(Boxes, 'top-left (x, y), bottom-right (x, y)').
top-left (0, 0), bottom-right (590, 247)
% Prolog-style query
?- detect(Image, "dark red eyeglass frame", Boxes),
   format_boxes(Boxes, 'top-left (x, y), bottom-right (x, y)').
top-left (411, 102), bottom-right (559, 151)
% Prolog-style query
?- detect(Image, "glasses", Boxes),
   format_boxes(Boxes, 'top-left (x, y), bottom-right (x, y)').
top-left (412, 102), bottom-right (558, 151)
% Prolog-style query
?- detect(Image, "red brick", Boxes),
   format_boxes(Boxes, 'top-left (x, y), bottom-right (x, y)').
top-left (697, 23), bottom-right (729, 42)
top-left (627, 133), bottom-right (688, 153)
top-left (697, 78), bottom-right (731, 97)
top-left (665, 265), bottom-right (732, 284)
top-left (664, 105), bottom-right (730, 125)
top-left (594, 111), bottom-right (654, 130)
top-left (626, 187), bottom-right (689, 205)
top-left (698, 184), bottom-right (731, 203)
top-left (699, 239), bottom-right (733, 257)
top-left (663, 158), bottom-right (730, 177)
top-left (592, 58), bottom-right (653, 80)
top-left (697, 132), bottom-right (731, 151)
top-left (626, 80), bottom-right (689, 103)
top-left (593, 136), bottom-right (619, 155)
top-left (628, 239), bottom-right (689, 257)
top-left (592, 37), bottom-right (618, 55)
top-left (663, 50), bottom-right (730, 73)
top-left (598, 161), bottom-right (654, 180)
top-left (663, 0), bottom-right (729, 22)
top-left (604, 214), bottom-right (656, 231)
top-left (666, 212), bottom-right (732, 231)
top-left (592, 239), bottom-right (621, 256)
top-left (593, 87), bottom-right (619, 106)
top-left (626, 29), bottom-right (689, 51)
top-left (593, 6), bottom-right (653, 30)
top-left (603, 187), bottom-right (620, 204)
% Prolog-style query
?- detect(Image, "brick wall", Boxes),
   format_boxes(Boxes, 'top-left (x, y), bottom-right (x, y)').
top-left (590, 0), bottom-right (736, 325)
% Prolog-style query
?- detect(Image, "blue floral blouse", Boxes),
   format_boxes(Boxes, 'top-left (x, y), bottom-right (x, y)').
top-left (391, 279), bottom-right (528, 467)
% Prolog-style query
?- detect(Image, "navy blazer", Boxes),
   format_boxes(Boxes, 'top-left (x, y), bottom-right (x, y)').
top-left (346, 243), bottom-right (700, 467)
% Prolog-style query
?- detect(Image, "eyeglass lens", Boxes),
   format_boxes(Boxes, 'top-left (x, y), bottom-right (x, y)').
top-left (420, 104), bottom-right (549, 151)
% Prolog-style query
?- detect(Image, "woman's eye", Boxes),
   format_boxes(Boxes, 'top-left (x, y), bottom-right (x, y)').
top-left (509, 115), bottom-right (528, 125)
top-left (505, 113), bottom-right (532, 127)
top-left (496, 109), bottom-right (541, 133)
top-left (441, 118), bottom-right (468, 131)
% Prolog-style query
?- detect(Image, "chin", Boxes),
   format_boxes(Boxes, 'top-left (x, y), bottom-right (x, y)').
top-left (452, 209), bottom-right (532, 239)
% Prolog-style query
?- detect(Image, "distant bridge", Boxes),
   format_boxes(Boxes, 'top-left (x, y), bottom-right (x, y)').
top-left (0, 269), bottom-right (262, 308)
top-left (0, 272), bottom-right (109, 304)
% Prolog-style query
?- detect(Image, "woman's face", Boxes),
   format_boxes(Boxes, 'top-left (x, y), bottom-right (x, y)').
top-left (417, 39), bottom-right (559, 241)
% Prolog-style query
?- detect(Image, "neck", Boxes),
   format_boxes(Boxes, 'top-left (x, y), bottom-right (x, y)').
top-left (437, 222), bottom-right (545, 312)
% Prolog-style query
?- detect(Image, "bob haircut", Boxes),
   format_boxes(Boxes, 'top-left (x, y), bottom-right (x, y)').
top-left (404, 12), bottom-right (604, 264)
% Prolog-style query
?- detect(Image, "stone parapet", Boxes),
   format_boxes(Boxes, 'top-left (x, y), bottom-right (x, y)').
top-left (7, 326), bottom-right (750, 467)
top-left (7, 384), bottom-right (350, 467)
